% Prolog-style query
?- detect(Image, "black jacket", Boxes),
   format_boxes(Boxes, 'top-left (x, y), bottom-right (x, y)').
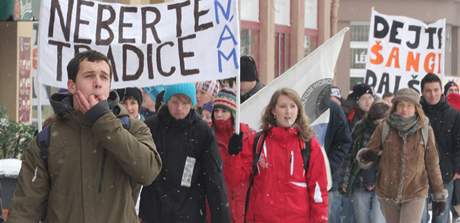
top-left (140, 107), bottom-right (231, 223)
top-left (341, 119), bottom-right (379, 194)
top-left (241, 81), bottom-right (264, 103)
top-left (324, 99), bottom-right (352, 187)
top-left (421, 96), bottom-right (460, 183)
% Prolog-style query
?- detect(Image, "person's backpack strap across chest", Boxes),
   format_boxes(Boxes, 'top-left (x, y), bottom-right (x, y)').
top-left (36, 115), bottom-right (131, 170)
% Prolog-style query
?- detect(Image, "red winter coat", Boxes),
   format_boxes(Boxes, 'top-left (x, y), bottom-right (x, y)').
top-left (213, 119), bottom-right (255, 223)
top-left (246, 127), bottom-right (328, 223)
top-left (448, 93), bottom-right (460, 112)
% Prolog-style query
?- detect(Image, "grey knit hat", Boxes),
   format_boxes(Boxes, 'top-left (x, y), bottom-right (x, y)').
top-left (392, 88), bottom-right (420, 107)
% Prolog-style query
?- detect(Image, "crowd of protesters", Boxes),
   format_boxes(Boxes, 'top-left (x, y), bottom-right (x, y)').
top-left (2, 50), bottom-right (460, 223)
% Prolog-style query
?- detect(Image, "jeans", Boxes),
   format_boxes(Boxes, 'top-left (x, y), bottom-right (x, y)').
top-left (351, 188), bottom-right (385, 223)
top-left (421, 181), bottom-right (453, 223)
top-left (379, 197), bottom-right (426, 223)
top-left (329, 190), bottom-right (355, 223)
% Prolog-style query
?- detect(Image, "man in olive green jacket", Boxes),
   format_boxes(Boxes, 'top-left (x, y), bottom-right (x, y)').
top-left (7, 50), bottom-right (162, 223)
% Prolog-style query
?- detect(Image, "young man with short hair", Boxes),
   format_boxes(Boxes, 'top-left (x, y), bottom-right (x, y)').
top-left (8, 50), bottom-right (162, 223)
top-left (420, 73), bottom-right (460, 223)
top-left (140, 83), bottom-right (231, 223)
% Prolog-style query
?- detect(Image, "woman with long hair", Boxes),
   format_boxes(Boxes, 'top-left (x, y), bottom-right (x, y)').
top-left (245, 88), bottom-right (328, 223)
top-left (357, 88), bottom-right (447, 223)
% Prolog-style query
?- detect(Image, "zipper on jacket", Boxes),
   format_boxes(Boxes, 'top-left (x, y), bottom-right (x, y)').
top-left (290, 151), bottom-right (294, 176)
top-left (98, 150), bottom-right (107, 193)
top-left (397, 136), bottom-right (407, 201)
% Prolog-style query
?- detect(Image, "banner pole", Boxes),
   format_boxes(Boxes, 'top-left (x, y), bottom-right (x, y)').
top-left (235, 70), bottom-right (241, 134)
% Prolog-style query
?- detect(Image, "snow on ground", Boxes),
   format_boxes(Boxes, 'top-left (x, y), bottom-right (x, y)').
top-left (0, 159), bottom-right (22, 178)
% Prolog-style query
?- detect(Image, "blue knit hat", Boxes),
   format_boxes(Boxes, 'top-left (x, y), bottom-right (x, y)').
top-left (143, 85), bottom-right (165, 101)
top-left (163, 83), bottom-right (197, 106)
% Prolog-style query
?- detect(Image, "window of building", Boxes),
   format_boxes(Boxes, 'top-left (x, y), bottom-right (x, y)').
top-left (240, 21), bottom-right (260, 69)
top-left (304, 0), bottom-right (318, 57)
top-left (349, 23), bottom-right (370, 87)
top-left (275, 26), bottom-right (291, 77)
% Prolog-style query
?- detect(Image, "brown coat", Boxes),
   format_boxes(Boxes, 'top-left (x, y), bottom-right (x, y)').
top-left (8, 94), bottom-right (162, 223)
top-left (357, 121), bottom-right (446, 203)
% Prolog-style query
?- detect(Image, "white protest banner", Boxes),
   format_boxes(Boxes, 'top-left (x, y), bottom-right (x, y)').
top-left (241, 28), bottom-right (348, 129)
top-left (365, 9), bottom-right (446, 94)
top-left (38, 0), bottom-right (239, 88)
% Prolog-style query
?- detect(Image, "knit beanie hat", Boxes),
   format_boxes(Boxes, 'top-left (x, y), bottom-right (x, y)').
top-left (392, 88), bottom-right (421, 107)
top-left (143, 85), bottom-right (165, 101)
top-left (351, 83), bottom-right (374, 101)
top-left (116, 87), bottom-right (143, 108)
top-left (202, 101), bottom-right (214, 114)
top-left (213, 88), bottom-right (237, 118)
top-left (196, 80), bottom-right (220, 97)
top-left (444, 81), bottom-right (458, 95)
top-left (240, 55), bottom-right (258, 82)
top-left (163, 83), bottom-right (197, 106)
top-left (367, 102), bottom-right (390, 121)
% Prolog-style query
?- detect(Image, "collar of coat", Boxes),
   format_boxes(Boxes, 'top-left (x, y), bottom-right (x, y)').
top-left (49, 90), bottom-right (129, 122)
top-left (421, 95), bottom-right (449, 114)
top-left (157, 106), bottom-right (198, 128)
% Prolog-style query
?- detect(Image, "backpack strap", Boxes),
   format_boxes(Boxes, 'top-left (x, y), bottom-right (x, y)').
top-left (244, 131), bottom-right (266, 223)
top-left (301, 140), bottom-right (311, 171)
top-left (36, 125), bottom-right (51, 170)
top-left (381, 121), bottom-right (390, 146)
top-left (37, 116), bottom-right (131, 171)
top-left (420, 124), bottom-right (429, 151)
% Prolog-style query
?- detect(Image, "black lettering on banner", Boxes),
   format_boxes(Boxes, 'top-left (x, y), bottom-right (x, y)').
top-left (408, 75), bottom-right (420, 93)
top-left (194, 0), bottom-right (213, 32)
top-left (141, 7), bottom-right (162, 44)
top-left (389, 20), bottom-right (404, 44)
top-left (168, 0), bottom-right (191, 37)
top-left (119, 6), bottom-right (137, 44)
top-left (425, 27), bottom-right (437, 49)
top-left (147, 44), bottom-right (154, 79)
top-left (156, 42), bottom-right (176, 76)
top-left (178, 34), bottom-right (199, 75)
top-left (377, 72), bottom-right (390, 94)
top-left (106, 46), bottom-right (119, 82)
top-left (406, 25), bottom-right (421, 49)
top-left (48, 0), bottom-right (74, 41)
top-left (49, 40), bottom-right (71, 81)
top-left (437, 28), bottom-right (443, 49)
top-left (96, 4), bottom-right (115, 45)
top-left (365, 69), bottom-right (377, 89)
top-left (393, 75), bottom-right (401, 93)
top-left (74, 44), bottom-right (91, 55)
top-left (122, 45), bottom-right (144, 81)
top-left (74, 0), bottom-right (94, 44)
top-left (373, 15), bottom-right (389, 39)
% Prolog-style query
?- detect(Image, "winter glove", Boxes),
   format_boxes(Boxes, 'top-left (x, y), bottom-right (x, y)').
top-left (432, 201), bottom-right (446, 216)
top-left (365, 184), bottom-right (375, 192)
top-left (359, 149), bottom-right (380, 162)
top-left (338, 182), bottom-right (349, 195)
top-left (228, 132), bottom-right (243, 155)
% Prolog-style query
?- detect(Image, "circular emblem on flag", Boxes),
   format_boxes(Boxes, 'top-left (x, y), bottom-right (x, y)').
top-left (300, 78), bottom-right (332, 121)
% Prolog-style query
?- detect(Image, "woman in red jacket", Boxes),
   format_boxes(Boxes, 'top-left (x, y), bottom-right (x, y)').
top-left (246, 88), bottom-right (328, 223)
top-left (211, 88), bottom-right (256, 223)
